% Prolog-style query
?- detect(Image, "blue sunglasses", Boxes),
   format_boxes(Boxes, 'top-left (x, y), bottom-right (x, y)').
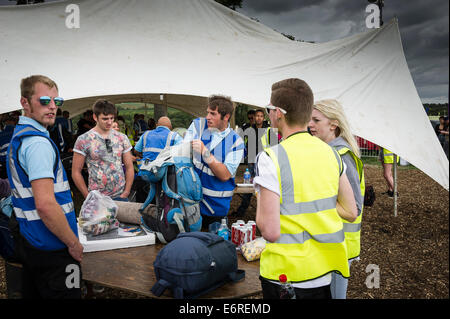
top-left (39, 96), bottom-right (64, 107)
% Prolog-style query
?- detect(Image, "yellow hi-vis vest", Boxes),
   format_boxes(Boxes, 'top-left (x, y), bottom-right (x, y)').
top-left (261, 132), bottom-right (350, 282)
top-left (120, 126), bottom-right (135, 147)
top-left (381, 148), bottom-right (399, 164)
top-left (335, 146), bottom-right (365, 260)
top-left (260, 127), bottom-right (280, 149)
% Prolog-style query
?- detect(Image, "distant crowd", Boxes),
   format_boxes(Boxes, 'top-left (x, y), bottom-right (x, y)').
top-left (434, 116), bottom-right (449, 158)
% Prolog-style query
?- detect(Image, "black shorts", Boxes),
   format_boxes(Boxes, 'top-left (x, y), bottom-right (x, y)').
top-left (260, 276), bottom-right (331, 299)
top-left (16, 233), bottom-right (82, 299)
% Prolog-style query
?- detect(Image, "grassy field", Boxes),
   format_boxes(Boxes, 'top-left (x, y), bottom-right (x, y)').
top-left (116, 107), bottom-right (195, 129)
top-left (361, 156), bottom-right (416, 170)
top-left (72, 104), bottom-right (195, 132)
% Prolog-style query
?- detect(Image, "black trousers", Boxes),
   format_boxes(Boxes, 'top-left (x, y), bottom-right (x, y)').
top-left (133, 175), bottom-right (151, 203)
top-left (260, 276), bottom-right (332, 299)
top-left (16, 234), bottom-right (82, 299)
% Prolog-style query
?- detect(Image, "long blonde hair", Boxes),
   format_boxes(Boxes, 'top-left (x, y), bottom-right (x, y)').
top-left (313, 99), bottom-right (360, 158)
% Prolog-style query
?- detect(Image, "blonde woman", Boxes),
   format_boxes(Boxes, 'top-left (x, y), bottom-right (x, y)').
top-left (308, 99), bottom-right (365, 299)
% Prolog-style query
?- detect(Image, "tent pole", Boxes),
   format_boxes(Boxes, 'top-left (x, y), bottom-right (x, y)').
top-left (393, 154), bottom-right (398, 217)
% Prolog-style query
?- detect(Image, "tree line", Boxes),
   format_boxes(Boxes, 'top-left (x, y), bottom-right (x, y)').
top-left (424, 103), bottom-right (449, 116)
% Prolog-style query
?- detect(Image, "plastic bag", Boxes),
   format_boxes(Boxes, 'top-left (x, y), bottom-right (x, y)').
top-left (240, 237), bottom-right (266, 262)
top-left (79, 190), bottom-right (119, 236)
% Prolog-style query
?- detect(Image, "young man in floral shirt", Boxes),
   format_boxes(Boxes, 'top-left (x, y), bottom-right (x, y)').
top-left (72, 100), bottom-right (134, 201)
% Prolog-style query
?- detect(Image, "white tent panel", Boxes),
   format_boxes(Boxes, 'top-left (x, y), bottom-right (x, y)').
top-left (0, 0), bottom-right (448, 190)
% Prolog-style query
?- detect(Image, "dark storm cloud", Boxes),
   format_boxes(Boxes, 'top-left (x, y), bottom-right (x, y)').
top-left (1, 0), bottom-right (447, 101)
top-left (391, 2), bottom-right (449, 100)
top-left (242, 0), bottom-right (328, 14)
top-left (240, 0), bottom-right (449, 102)
top-left (243, 0), bottom-right (364, 20)
top-left (385, 0), bottom-right (446, 28)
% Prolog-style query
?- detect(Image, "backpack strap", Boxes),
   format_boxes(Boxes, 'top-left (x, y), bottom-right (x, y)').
top-left (177, 198), bottom-right (193, 233)
top-left (151, 278), bottom-right (184, 299)
top-left (201, 199), bottom-right (216, 215)
top-left (140, 182), bottom-right (157, 212)
top-left (161, 167), bottom-right (180, 200)
top-left (227, 269), bottom-right (245, 283)
top-left (169, 208), bottom-right (186, 233)
top-left (155, 232), bottom-right (168, 244)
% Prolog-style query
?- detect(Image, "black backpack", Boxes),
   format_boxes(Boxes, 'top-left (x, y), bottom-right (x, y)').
top-left (0, 212), bottom-right (14, 260)
top-left (151, 232), bottom-right (245, 299)
top-left (364, 185), bottom-right (376, 207)
top-left (140, 168), bottom-right (184, 244)
top-left (0, 197), bottom-right (20, 262)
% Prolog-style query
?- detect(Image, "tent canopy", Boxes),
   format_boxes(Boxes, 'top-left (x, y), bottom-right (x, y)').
top-left (0, 0), bottom-right (448, 190)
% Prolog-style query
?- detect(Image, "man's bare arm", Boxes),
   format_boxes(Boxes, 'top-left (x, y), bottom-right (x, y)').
top-left (256, 186), bottom-right (280, 243)
top-left (31, 178), bottom-right (83, 261)
top-left (71, 152), bottom-right (89, 198)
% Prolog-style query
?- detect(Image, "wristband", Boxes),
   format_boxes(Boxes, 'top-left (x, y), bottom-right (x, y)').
top-left (202, 149), bottom-right (213, 164)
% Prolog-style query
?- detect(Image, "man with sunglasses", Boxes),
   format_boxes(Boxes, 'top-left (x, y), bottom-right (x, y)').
top-left (72, 100), bottom-right (134, 201)
top-left (6, 75), bottom-right (82, 298)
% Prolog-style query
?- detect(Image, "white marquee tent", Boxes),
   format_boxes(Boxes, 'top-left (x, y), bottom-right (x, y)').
top-left (0, 0), bottom-right (448, 190)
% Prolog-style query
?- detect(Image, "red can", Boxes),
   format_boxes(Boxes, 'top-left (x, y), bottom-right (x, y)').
top-left (231, 223), bottom-right (238, 245)
top-left (239, 226), bottom-right (248, 247)
top-left (235, 225), bottom-right (243, 246)
top-left (247, 221), bottom-right (256, 240)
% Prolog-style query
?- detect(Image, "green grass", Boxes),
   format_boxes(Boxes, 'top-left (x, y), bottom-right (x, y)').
top-left (361, 156), bottom-right (417, 170)
top-left (71, 105), bottom-right (196, 132)
top-left (361, 156), bottom-right (381, 166)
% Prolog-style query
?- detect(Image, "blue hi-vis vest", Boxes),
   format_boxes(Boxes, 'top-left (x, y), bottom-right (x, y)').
top-left (141, 127), bottom-right (178, 162)
top-left (192, 118), bottom-right (245, 217)
top-left (7, 124), bottom-right (78, 250)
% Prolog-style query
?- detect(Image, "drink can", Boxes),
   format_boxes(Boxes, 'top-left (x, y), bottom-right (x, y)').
top-left (239, 226), bottom-right (248, 247)
top-left (237, 225), bottom-right (244, 245)
top-left (236, 220), bottom-right (245, 226)
top-left (247, 221), bottom-right (256, 240)
top-left (231, 223), bottom-right (238, 245)
top-left (235, 225), bottom-right (243, 247)
top-left (245, 225), bottom-right (252, 244)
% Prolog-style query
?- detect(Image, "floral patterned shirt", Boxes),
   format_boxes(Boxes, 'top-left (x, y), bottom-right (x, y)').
top-left (74, 129), bottom-right (132, 198)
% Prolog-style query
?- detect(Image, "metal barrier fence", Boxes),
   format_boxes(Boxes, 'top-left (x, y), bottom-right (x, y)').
top-left (360, 147), bottom-right (380, 158)
top-left (356, 136), bottom-right (380, 158)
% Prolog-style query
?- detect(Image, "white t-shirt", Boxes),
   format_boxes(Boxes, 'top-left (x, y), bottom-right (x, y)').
top-left (253, 152), bottom-right (347, 288)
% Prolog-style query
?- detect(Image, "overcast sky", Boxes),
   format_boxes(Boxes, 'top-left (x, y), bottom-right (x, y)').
top-left (238, 0), bottom-right (449, 104)
top-left (1, 0), bottom-right (448, 103)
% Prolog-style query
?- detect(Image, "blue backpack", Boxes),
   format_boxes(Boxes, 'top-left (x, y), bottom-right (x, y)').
top-left (151, 232), bottom-right (245, 298)
top-left (139, 145), bottom-right (203, 243)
